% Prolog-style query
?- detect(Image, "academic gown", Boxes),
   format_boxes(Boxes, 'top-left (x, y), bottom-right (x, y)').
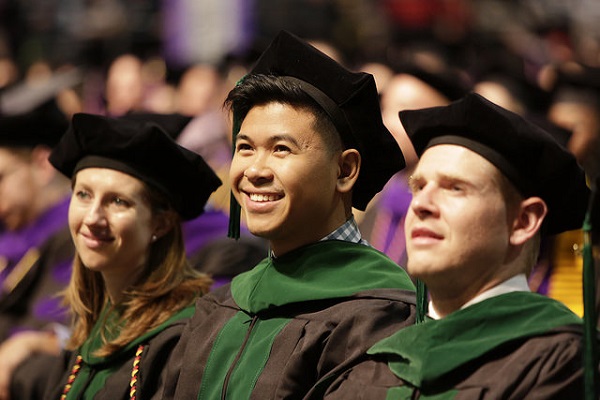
top-left (318, 292), bottom-right (591, 399)
top-left (0, 197), bottom-right (74, 339)
top-left (182, 209), bottom-right (267, 288)
top-left (159, 240), bottom-right (417, 400)
top-left (42, 305), bottom-right (195, 400)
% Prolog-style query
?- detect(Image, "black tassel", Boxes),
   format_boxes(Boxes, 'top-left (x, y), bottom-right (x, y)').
top-left (227, 77), bottom-right (245, 240)
top-left (416, 279), bottom-right (428, 324)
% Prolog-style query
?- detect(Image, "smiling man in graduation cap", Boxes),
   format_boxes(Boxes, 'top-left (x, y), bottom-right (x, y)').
top-left (157, 30), bottom-right (416, 400)
top-left (316, 93), bottom-right (595, 399)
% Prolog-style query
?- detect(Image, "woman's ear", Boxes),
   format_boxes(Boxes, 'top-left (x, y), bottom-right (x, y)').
top-left (509, 197), bottom-right (547, 246)
top-left (336, 149), bottom-right (360, 194)
top-left (152, 210), bottom-right (176, 241)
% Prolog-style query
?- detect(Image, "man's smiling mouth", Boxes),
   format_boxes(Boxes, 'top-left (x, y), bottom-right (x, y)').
top-left (249, 193), bottom-right (282, 202)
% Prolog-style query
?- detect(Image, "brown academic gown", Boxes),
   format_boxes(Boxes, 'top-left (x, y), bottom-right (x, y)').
top-left (314, 292), bottom-right (592, 400)
top-left (158, 241), bottom-right (417, 400)
top-left (317, 328), bottom-right (586, 399)
top-left (41, 306), bottom-right (194, 400)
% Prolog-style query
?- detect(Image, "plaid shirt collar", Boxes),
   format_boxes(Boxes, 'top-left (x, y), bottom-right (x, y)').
top-left (321, 215), bottom-right (367, 245)
top-left (270, 216), bottom-right (368, 259)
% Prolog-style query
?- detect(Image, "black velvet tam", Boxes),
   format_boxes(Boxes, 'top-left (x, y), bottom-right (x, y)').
top-left (49, 113), bottom-right (221, 220)
top-left (121, 112), bottom-right (193, 140)
top-left (0, 100), bottom-right (68, 148)
top-left (247, 30), bottom-right (405, 211)
top-left (400, 92), bottom-right (590, 235)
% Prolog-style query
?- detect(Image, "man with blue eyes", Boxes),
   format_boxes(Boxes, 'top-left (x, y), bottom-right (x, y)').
top-left (157, 30), bottom-right (417, 400)
top-left (316, 93), bottom-right (594, 399)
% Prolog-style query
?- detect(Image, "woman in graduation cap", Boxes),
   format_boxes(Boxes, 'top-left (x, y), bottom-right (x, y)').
top-left (40, 113), bottom-right (221, 400)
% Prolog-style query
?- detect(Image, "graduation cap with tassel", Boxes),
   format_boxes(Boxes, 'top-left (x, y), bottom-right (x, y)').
top-left (228, 85), bottom-right (245, 240)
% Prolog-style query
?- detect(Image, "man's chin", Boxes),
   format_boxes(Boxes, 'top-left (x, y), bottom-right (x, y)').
top-left (246, 225), bottom-right (276, 240)
top-left (406, 263), bottom-right (439, 283)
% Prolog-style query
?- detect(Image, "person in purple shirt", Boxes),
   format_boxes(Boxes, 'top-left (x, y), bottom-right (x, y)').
top-left (0, 99), bottom-right (75, 400)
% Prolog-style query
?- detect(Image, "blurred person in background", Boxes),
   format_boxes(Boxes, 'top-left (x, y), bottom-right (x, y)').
top-left (0, 97), bottom-right (74, 400)
top-left (546, 63), bottom-right (600, 324)
top-left (547, 64), bottom-right (600, 181)
top-left (174, 65), bottom-right (270, 284)
top-left (173, 62), bottom-right (269, 283)
top-left (0, 57), bottom-right (19, 90)
top-left (139, 56), bottom-right (179, 115)
top-left (84, 54), bottom-right (175, 117)
top-left (175, 63), bottom-right (226, 117)
top-left (174, 63), bottom-right (232, 212)
top-left (103, 54), bottom-right (145, 117)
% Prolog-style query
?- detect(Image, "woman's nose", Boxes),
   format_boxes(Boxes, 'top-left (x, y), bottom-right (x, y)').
top-left (83, 202), bottom-right (107, 226)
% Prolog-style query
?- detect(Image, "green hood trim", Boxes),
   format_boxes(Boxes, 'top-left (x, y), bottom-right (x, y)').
top-left (81, 304), bottom-right (194, 365)
top-left (198, 313), bottom-right (289, 400)
top-left (369, 292), bottom-right (582, 388)
top-left (386, 386), bottom-right (459, 400)
top-left (64, 305), bottom-right (194, 399)
top-left (231, 240), bottom-right (415, 314)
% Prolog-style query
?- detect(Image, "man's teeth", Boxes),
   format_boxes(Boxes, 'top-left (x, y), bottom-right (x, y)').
top-left (250, 193), bottom-right (279, 202)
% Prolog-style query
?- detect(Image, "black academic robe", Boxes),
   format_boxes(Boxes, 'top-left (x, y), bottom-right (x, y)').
top-left (0, 226), bottom-right (74, 339)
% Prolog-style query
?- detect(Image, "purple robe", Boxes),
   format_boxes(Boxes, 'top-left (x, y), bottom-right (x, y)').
top-left (0, 196), bottom-right (74, 339)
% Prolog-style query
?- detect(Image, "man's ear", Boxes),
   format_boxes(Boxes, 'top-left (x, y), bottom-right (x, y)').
top-left (30, 145), bottom-right (56, 184)
top-left (509, 197), bottom-right (547, 246)
top-left (336, 149), bottom-right (360, 194)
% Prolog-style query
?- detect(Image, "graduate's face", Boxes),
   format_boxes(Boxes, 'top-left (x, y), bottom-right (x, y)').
top-left (69, 168), bottom-right (157, 282)
top-left (405, 145), bottom-right (513, 290)
top-left (230, 102), bottom-right (342, 255)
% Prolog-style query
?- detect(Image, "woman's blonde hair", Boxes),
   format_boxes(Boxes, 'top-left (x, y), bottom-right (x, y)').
top-left (64, 177), bottom-right (212, 357)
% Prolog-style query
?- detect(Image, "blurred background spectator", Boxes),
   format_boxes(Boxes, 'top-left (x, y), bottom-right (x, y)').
top-left (0, 83), bottom-right (77, 399)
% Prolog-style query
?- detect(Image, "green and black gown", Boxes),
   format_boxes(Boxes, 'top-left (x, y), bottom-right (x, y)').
top-left (317, 292), bottom-right (591, 399)
top-left (42, 305), bottom-right (194, 400)
top-left (159, 240), bottom-right (417, 400)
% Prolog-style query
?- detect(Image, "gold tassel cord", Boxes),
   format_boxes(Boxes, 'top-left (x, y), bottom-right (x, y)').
top-left (2, 248), bottom-right (40, 294)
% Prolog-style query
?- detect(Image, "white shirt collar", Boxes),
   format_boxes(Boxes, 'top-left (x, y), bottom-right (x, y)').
top-left (428, 274), bottom-right (530, 320)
